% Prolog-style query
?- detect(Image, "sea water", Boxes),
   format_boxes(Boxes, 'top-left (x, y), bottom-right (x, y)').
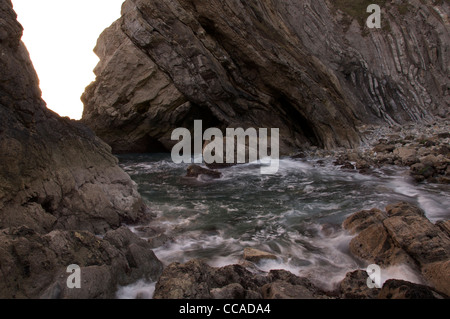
top-left (116, 154), bottom-right (450, 298)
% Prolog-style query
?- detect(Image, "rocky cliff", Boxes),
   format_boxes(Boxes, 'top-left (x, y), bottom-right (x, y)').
top-left (82, 0), bottom-right (449, 154)
top-left (0, 0), bottom-right (162, 298)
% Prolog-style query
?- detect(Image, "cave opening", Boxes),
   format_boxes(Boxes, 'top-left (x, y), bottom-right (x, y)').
top-left (275, 94), bottom-right (321, 148)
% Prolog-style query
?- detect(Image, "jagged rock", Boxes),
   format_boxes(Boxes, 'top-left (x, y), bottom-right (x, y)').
top-left (410, 163), bottom-right (435, 182)
top-left (0, 0), bottom-right (149, 235)
top-left (343, 202), bottom-right (450, 296)
top-left (0, 227), bottom-right (163, 299)
top-left (436, 220), bottom-right (450, 237)
top-left (263, 269), bottom-right (329, 299)
top-left (342, 208), bottom-right (387, 234)
top-left (147, 234), bottom-right (172, 249)
top-left (378, 279), bottom-right (448, 299)
top-left (337, 270), bottom-right (380, 299)
top-left (348, 222), bottom-right (416, 267)
top-left (82, 0), bottom-right (449, 154)
top-left (393, 147), bottom-right (418, 165)
top-left (373, 143), bottom-right (396, 153)
top-left (211, 283), bottom-right (247, 299)
top-left (153, 259), bottom-right (328, 299)
top-left (186, 165), bottom-right (222, 179)
top-left (153, 260), bottom-right (251, 299)
top-left (0, 1), bottom-right (162, 298)
top-left (262, 281), bottom-right (316, 299)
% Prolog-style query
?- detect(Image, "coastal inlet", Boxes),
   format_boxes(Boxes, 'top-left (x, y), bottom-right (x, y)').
top-left (117, 154), bottom-right (450, 295)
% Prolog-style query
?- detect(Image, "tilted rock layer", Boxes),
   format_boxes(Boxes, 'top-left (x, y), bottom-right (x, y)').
top-left (343, 202), bottom-right (450, 296)
top-left (82, 0), bottom-right (449, 154)
top-left (0, 1), bottom-right (162, 298)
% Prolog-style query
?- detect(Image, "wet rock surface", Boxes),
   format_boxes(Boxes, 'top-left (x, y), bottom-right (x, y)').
top-left (343, 202), bottom-right (450, 296)
top-left (152, 201), bottom-right (449, 300)
top-left (378, 279), bottom-right (448, 299)
top-left (153, 259), bottom-right (329, 299)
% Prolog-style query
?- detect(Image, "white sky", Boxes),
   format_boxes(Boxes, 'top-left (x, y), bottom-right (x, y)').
top-left (12, 0), bottom-right (125, 119)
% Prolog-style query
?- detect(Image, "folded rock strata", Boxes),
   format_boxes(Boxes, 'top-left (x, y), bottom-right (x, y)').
top-left (82, 0), bottom-right (449, 154)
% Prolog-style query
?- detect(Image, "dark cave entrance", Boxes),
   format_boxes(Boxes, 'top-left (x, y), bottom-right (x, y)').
top-left (274, 94), bottom-right (321, 148)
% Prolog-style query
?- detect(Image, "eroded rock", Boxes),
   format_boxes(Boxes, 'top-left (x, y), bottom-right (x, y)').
top-left (343, 202), bottom-right (450, 296)
top-left (0, 1), bottom-right (161, 298)
top-left (153, 259), bottom-right (329, 299)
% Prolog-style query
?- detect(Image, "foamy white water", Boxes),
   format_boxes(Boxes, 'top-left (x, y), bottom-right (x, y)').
top-left (116, 154), bottom-right (450, 298)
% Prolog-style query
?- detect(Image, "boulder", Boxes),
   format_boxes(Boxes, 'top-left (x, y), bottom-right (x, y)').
top-left (262, 281), bottom-right (316, 299)
top-left (373, 144), bottom-right (396, 154)
top-left (153, 260), bottom-right (214, 299)
top-left (337, 270), bottom-right (380, 299)
top-left (342, 208), bottom-right (386, 234)
top-left (393, 147), bottom-right (418, 165)
top-left (343, 202), bottom-right (450, 296)
top-left (243, 248), bottom-right (278, 263)
top-left (0, 227), bottom-right (163, 299)
top-left (186, 165), bottom-right (222, 179)
top-left (211, 283), bottom-right (247, 299)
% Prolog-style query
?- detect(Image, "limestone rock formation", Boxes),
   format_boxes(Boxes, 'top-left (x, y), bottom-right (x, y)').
top-left (343, 202), bottom-right (450, 296)
top-left (0, 0), bottom-right (162, 298)
top-left (82, 0), bottom-right (449, 154)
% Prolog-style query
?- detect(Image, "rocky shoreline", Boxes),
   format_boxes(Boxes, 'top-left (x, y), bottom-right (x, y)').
top-left (150, 201), bottom-right (449, 299)
top-left (145, 122), bottom-right (450, 299)
top-left (303, 119), bottom-right (450, 185)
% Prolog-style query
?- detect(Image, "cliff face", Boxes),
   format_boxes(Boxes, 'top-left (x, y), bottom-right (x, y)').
top-left (0, 1), bottom-right (162, 298)
top-left (82, 0), bottom-right (449, 154)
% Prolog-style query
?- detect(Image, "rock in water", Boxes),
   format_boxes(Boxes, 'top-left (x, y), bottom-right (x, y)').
top-left (243, 248), bottom-right (278, 263)
top-left (0, 1), bottom-right (162, 298)
top-left (343, 202), bottom-right (450, 296)
top-left (81, 0), bottom-right (448, 154)
top-left (337, 270), bottom-right (381, 299)
top-left (186, 165), bottom-right (222, 179)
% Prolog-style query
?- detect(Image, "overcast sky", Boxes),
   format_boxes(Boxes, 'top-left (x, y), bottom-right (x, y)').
top-left (12, 0), bottom-right (125, 119)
